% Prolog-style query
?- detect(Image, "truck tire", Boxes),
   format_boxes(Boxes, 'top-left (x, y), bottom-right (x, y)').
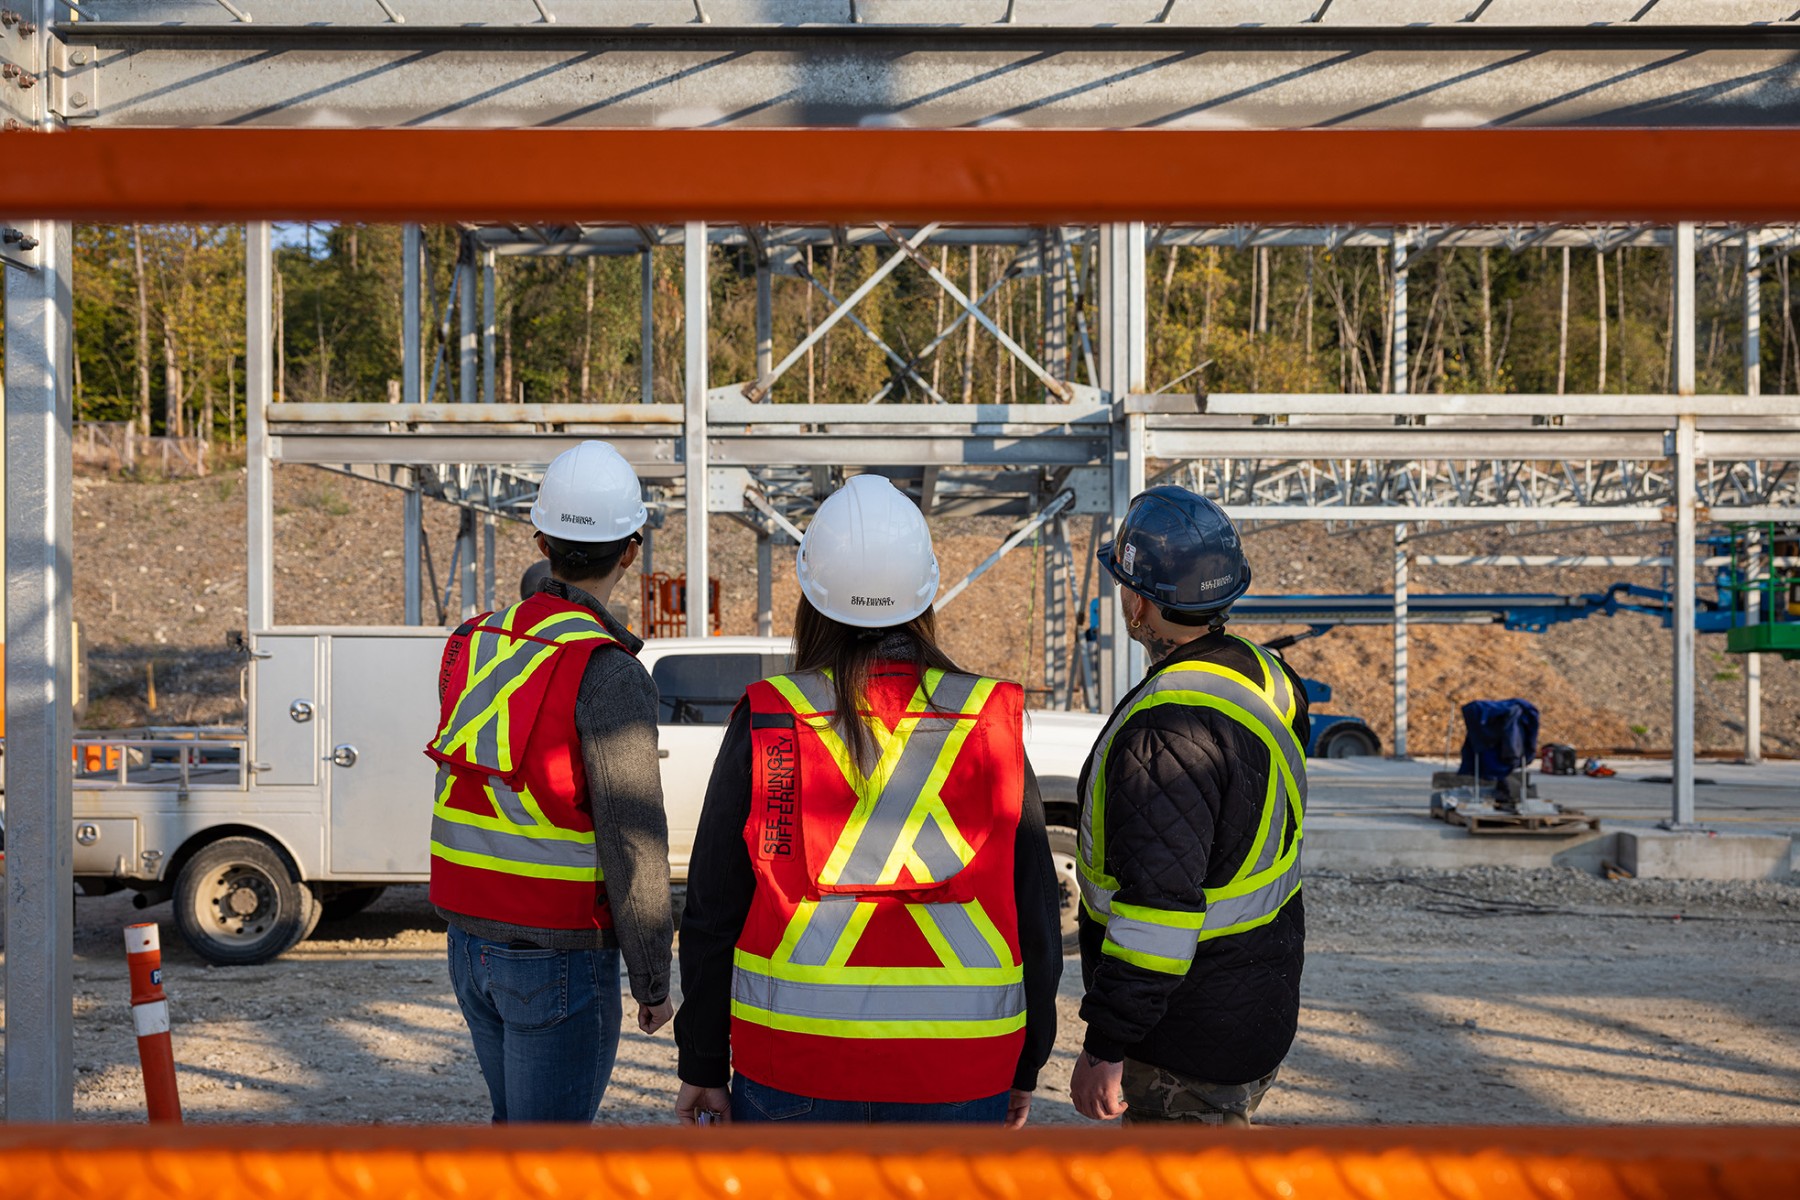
top-left (1046, 824), bottom-right (1081, 956)
top-left (1320, 723), bottom-right (1381, 758)
top-left (320, 885), bottom-right (387, 922)
top-left (174, 836), bottom-right (313, 966)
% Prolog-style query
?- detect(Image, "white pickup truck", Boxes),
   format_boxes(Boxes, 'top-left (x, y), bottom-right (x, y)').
top-left (56, 630), bottom-right (1101, 965)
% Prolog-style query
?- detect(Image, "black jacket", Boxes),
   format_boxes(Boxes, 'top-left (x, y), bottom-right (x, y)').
top-left (1078, 632), bottom-right (1308, 1085)
top-left (676, 694), bottom-right (1063, 1094)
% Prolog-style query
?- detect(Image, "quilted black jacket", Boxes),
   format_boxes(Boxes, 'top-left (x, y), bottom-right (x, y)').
top-left (1077, 631), bottom-right (1308, 1086)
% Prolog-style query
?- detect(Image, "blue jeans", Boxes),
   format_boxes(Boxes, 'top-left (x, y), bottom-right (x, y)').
top-left (447, 926), bottom-right (623, 1123)
top-left (731, 1074), bottom-right (1009, 1124)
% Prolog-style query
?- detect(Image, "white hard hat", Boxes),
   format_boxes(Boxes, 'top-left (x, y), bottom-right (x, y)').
top-left (530, 440), bottom-right (648, 543)
top-left (796, 475), bottom-right (939, 628)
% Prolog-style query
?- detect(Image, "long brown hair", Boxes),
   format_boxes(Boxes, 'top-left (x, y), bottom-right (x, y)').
top-left (792, 596), bottom-right (965, 770)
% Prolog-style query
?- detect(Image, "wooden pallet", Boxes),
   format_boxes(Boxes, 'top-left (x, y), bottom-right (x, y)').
top-left (1447, 807), bottom-right (1601, 836)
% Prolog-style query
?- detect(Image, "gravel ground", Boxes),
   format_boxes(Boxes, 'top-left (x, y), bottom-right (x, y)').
top-left (4, 868), bottom-right (1796, 1125)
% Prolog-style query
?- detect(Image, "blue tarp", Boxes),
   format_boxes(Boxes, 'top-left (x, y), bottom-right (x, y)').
top-left (1456, 698), bottom-right (1541, 781)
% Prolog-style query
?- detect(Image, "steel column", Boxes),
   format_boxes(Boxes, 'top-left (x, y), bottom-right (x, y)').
top-left (1670, 220), bottom-right (1698, 828)
top-left (457, 502), bottom-right (477, 621)
top-left (458, 240), bottom-right (478, 407)
top-left (1744, 525), bottom-right (1763, 764)
top-left (684, 222), bottom-right (711, 638)
top-left (1393, 522), bottom-right (1409, 760)
top-left (756, 532), bottom-right (773, 638)
top-left (1044, 512), bottom-right (1072, 710)
top-left (1743, 233), bottom-right (1763, 764)
top-left (1392, 230), bottom-right (1409, 395)
top-left (641, 247), bottom-right (655, 404)
top-left (755, 256), bottom-right (773, 384)
top-left (1098, 222), bottom-right (1148, 707)
top-left (403, 479), bottom-right (423, 625)
top-left (3, 215), bottom-right (76, 1122)
top-left (482, 476), bottom-right (497, 612)
top-left (482, 248), bottom-right (497, 405)
top-left (402, 224), bottom-right (422, 406)
top-left (247, 222), bottom-right (275, 631)
top-left (1044, 229), bottom-right (1069, 396)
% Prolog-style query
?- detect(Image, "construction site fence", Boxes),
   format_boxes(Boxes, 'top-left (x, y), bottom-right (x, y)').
top-left (1, 1125), bottom-right (1795, 1200)
top-left (75, 421), bottom-right (213, 478)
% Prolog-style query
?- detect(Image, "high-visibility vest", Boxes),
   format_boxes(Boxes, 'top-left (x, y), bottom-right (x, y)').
top-left (1079, 638), bottom-right (1307, 975)
top-left (425, 591), bottom-right (627, 931)
top-left (734, 664), bottom-right (1027, 1104)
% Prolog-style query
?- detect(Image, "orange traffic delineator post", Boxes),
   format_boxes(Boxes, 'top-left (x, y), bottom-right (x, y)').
top-left (0, 1124), bottom-right (1798, 1200)
top-left (123, 922), bottom-right (183, 1124)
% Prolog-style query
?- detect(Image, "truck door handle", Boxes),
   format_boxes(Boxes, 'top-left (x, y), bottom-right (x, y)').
top-left (326, 744), bottom-right (359, 768)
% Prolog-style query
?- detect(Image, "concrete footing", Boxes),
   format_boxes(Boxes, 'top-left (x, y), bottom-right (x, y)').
top-left (1309, 816), bottom-right (1795, 881)
top-left (1617, 829), bottom-right (1795, 881)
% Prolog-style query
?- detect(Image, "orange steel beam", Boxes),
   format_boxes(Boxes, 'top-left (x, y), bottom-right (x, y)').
top-left (7, 128), bottom-right (1800, 223)
top-left (2, 1124), bottom-right (1798, 1199)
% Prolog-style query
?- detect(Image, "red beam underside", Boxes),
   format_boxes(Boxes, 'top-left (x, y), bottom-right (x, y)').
top-left (11, 128), bottom-right (1800, 223)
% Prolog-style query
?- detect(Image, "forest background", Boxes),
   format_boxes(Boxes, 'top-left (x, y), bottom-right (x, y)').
top-left (10, 224), bottom-right (1784, 432)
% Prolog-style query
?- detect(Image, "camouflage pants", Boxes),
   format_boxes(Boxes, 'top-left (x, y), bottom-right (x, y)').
top-left (1121, 1061), bottom-right (1279, 1127)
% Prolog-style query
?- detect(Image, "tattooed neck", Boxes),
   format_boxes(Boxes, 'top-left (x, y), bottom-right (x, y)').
top-left (1140, 634), bottom-right (1182, 663)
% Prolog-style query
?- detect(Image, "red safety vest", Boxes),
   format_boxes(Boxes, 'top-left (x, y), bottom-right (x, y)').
top-left (733, 662), bottom-right (1026, 1104)
top-left (425, 591), bottom-right (627, 930)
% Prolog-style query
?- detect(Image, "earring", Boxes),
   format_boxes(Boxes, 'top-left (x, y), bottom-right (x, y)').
top-left (1128, 619), bottom-right (1142, 630)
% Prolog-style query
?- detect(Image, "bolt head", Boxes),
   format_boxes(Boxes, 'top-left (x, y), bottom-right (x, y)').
top-left (71, 90), bottom-right (88, 107)
top-left (70, 50), bottom-right (88, 66)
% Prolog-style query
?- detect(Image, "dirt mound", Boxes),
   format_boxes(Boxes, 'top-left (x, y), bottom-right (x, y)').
top-left (69, 466), bottom-right (1798, 758)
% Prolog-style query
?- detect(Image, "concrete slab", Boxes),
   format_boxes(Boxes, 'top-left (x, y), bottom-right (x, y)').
top-left (1305, 755), bottom-right (1799, 877)
top-left (1618, 828), bottom-right (1796, 881)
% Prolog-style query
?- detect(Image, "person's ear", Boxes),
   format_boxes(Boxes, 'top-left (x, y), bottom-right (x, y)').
top-left (535, 532), bottom-right (552, 560)
top-left (618, 538), bottom-right (641, 573)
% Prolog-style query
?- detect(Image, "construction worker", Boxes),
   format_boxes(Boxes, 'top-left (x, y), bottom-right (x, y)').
top-left (1069, 486), bottom-right (1307, 1126)
top-left (672, 474), bottom-right (1061, 1126)
top-left (426, 440), bottom-right (675, 1123)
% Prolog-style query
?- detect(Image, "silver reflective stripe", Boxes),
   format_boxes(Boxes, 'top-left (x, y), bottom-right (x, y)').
top-left (834, 721), bottom-right (956, 884)
top-left (782, 669), bottom-right (838, 715)
top-left (920, 903), bottom-right (1002, 970)
top-left (429, 813), bottom-right (597, 870)
top-left (910, 818), bottom-right (966, 883)
top-left (1202, 856), bottom-right (1303, 937)
top-left (1105, 913), bottom-right (1201, 966)
top-left (788, 896), bottom-right (862, 967)
top-left (733, 967), bottom-right (1024, 1024)
top-left (925, 670), bottom-right (981, 716)
top-left (1078, 872), bottom-right (1113, 918)
top-left (487, 775), bottom-right (538, 827)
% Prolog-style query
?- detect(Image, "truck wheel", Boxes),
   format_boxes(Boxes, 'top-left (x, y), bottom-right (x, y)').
top-left (174, 836), bottom-right (312, 966)
top-left (321, 885), bottom-right (387, 922)
top-left (1320, 724), bottom-right (1381, 758)
top-left (1046, 824), bottom-right (1081, 956)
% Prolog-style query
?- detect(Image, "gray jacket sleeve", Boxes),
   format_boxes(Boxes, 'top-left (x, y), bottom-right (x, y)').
top-left (575, 651), bottom-right (675, 1005)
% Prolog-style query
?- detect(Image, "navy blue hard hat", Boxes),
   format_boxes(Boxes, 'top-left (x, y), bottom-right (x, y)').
top-left (1096, 486), bottom-right (1252, 613)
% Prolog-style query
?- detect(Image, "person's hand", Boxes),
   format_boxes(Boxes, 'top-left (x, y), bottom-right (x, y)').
top-left (1069, 1052), bottom-right (1127, 1120)
top-left (638, 998), bottom-right (674, 1035)
top-left (676, 1082), bottom-right (732, 1126)
top-left (1004, 1088), bottom-right (1033, 1129)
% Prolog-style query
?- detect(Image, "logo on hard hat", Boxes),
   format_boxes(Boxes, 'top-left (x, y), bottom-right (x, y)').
top-left (1197, 574), bottom-right (1234, 591)
top-left (562, 513), bottom-right (596, 526)
top-left (850, 595), bottom-right (895, 607)
top-left (1121, 543), bottom-right (1137, 574)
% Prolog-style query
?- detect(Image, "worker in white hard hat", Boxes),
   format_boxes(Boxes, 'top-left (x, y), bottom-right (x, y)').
top-left (426, 439), bottom-right (675, 1122)
top-left (672, 473), bottom-right (1061, 1126)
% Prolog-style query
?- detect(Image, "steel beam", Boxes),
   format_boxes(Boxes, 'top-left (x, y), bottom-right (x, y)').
top-left (403, 478), bottom-right (423, 625)
top-left (684, 221), bottom-right (710, 638)
top-left (64, 20), bottom-right (1800, 132)
top-left (1670, 221), bottom-right (1698, 829)
top-left (3, 215), bottom-right (76, 1122)
top-left (23, 130), bottom-right (1800, 224)
top-left (1098, 222), bottom-right (1147, 708)
top-left (756, 533), bottom-right (773, 638)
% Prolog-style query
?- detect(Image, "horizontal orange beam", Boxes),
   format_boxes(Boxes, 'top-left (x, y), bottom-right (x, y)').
top-left (4, 1124), bottom-right (1800, 1199)
top-left (8, 128), bottom-right (1800, 223)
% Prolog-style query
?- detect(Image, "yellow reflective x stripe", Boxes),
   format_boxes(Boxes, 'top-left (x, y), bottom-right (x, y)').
top-left (728, 1003), bottom-right (1027, 1041)
top-left (769, 669), bottom-right (992, 889)
top-left (428, 841), bottom-right (602, 882)
top-left (433, 603), bottom-right (615, 773)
